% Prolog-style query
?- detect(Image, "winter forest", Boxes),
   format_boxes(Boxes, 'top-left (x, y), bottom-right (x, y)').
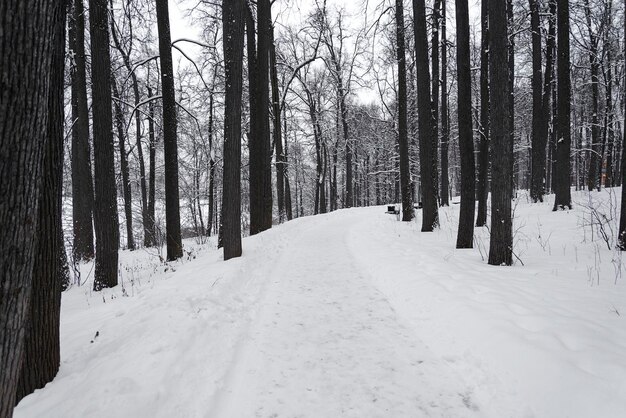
top-left (2, 0), bottom-right (626, 416)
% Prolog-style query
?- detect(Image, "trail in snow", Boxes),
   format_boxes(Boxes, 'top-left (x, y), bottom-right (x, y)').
top-left (210, 214), bottom-right (479, 417)
top-left (14, 189), bottom-right (626, 418)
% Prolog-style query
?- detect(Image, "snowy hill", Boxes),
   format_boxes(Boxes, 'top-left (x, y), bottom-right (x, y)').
top-left (15, 189), bottom-right (626, 418)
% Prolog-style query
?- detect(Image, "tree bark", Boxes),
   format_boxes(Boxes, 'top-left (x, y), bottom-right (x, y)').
top-left (530, 0), bottom-right (546, 202)
top-left (432, 0), bottom-right (441, 204)
top-left (69, 0), bottom-right (95, 260)
top-left (90, 0), bottom-right (120, 290)
top-left (554, 0), bottom-right (573, 210)
top-left (583, 0), bottom-right (600, 192)
top-left (396, 0), bottom-right (414, 221)
top-left (249, 0), bottom-right (273, 234)
top-left (221, 0), bottom-right (245, 259)
top-left (16, 6), bottom-right (67, 401)
top-left (270, 23), bottom-right (287, 223)
top-left (440, 0), bottom-right (450, 207)
top-left (156, 0), bottom-right (183, 260)
top-left (476, 0), bottom-right (490, 227)
top-left (412, 0), bottom-right (439, 231)
top-left (488, 0), bottom-right (513, 265)
top-left (455, 0), bottom-right (476, 248)
top-left (145, 84), bottom-right (157, 247)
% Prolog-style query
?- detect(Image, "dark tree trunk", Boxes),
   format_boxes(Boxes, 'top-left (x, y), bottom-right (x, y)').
top-left (583, 0), bottom-right (600, 191)
top-left (476, 0), bottom-right (490, 227)
top-left (396, 0), bottom-right (414, 221)
top-left (90, 0), bottom-right (120, 290)
top-left (207, 93), bottom-right (216, 237)
top-left (156, 0), bottom-right (183, 260)
top-left (488, 0), bottom-right (513, 265)
top-left (110, 15), bottom-right (149, 245)
top-left (0, 1), bottom-right (62, 412)
top-left (145, 85), bottom-right (157, 247)
top-left (270, 23), bottom-right (287, 223)
top-left (530, 0), bottom-right (546, 202)
top-left (16, 8), bottom-right (67, 402)
top-left (554, 0), bottom-right (572, 210)
top-left (112, 77), bottom-right (135, 250)
top-left (249, 0), bottom-right (273, 234)
top-left (412, 0), bottom-right (439, 231)
top-left (605, 48), bottom-right (615, 188)
top-left (283, 106), bottom-right (294, 220)
top-left (221, 0), bottom-right (245, 260)
top-left (440, 0), bottom-right (450, 207)
top-left (69, 0), bottom-right (95, 261)
top-left (431, 0), bottom-right (441, 204)
top-left (507, 0), bottom-right (515, 196)
top-left (455, 0), bottom-right (476, 248)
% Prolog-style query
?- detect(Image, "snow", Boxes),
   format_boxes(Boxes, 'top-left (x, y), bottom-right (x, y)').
top-left (15, 188), bottom-right (626, 417)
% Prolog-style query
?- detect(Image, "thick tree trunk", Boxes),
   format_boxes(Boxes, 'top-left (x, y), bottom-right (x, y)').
top-left (0, 1), bottom-right (62, 412)
top-left (440, 0), bottom-right (450, 207)
top-left (583, 0), bottom-right (600, 192)
top-left (270, 24), bottom-right (287, 223)
top-left (69, 0), bottom-right (95, 261)
top-left (396, 0), bottom-right (414, 221)
top-left (249, 0), bottom-right (273, 234)
top-left (16, 8), bottom-right (67, 402)
top-left (554, 0), bottom-right (573, 209)
top-left (488, 0), bottom-right (513, 265)
top-left (112, 78), bottom-right (135, 250)
top-left (476, 0), bottom-right (490, 227)
top-left (90, 0), bottom-right (120, 290)
top-left (431, 0), bottom-right (441, 203)
top-left (221, 0), bottom-right (245, 260)
top-left (156, 0), bottom-right (183, 260)
top-left (455, 0), bottom-right (476, 249)
top-left (412, 0), bottom-right (439, 231)
top-left (530, 0), bottom-right (546, 202)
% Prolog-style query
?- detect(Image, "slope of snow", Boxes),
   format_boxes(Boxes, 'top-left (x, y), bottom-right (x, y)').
top-left (15, 189), bottom-right (626, 417)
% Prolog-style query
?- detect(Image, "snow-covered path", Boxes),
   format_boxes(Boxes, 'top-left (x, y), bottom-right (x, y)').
top-left (14, 192), bottom-right (626, 417)
top-left (211, 215), bottom-right (477, 417)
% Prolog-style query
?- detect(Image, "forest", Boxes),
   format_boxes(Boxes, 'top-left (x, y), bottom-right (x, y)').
top-left (2, 0), bottom-right (626, 416)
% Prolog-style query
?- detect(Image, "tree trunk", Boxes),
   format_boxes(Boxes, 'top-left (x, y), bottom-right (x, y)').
top-left (396, 0), bottom-right (414, 221)
top-left (207, 93), bottom-right (216, 237)
top-left (583, 0), bottom-right (600, 191)
top-left (112, 77), bottom-right (135, 250)
top-left (431, 0), bottom-right (441, 204)
top-left (156, 0), bottom-right (183, 260)
top-left (508, 0), bottom-right (515, 197)
top-left (412, 0), bottom-right (439, 231)
top-left (221, 0), bottom-right (245, 260)
top-left (554, 0), bottom-right (573, 210)
top-left (488, 0), bottom-right (513, 265)
top-left (270, 23), bottom-right (287, 223)
top-left (455, 0), bottom-right (476, 248)
top-left (440, 0), bottom-right (450, 207)
top-left (0, 1), bottom-right (62, 412)
top-left (69, 0), bottom-right (95, 261)
top-left (145, 85), bottom-right (157, 247)
top-left (90, 0), bottom-right (120, 290)
top-left (16, 8), bottom-right (67, 402)
top-left (249, 0), bottom-right (273, 234)
top-left (530, 0), bottom-right (546, 202)
top-left (476, 0), bottom-right (490, 227)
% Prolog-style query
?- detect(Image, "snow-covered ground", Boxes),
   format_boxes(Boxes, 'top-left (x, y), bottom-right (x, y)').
top-left (15, 189), bottom-right (626, 417)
